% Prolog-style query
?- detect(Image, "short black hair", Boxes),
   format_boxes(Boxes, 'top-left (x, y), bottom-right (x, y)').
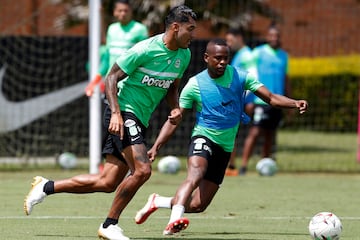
top-left (165, 5), bottom-right (197, 28)
top-left (227, 27), bottom-right (245, 37)
top-left (114, 0), bottom-right (130, 8)
top-left (208, 38), bottom-right (228, 47)
top-left (268, 21), bottom-right (280, 32)
top-left (206, 38), bottom-right (229, 53)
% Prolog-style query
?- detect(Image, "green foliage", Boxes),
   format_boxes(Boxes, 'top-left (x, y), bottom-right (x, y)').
top-left (57, 0), bottom-right (281, 36)
top-left (1, 130), bottom-right (358, 173)
top-left (286, 74), bottom-right (358, 132)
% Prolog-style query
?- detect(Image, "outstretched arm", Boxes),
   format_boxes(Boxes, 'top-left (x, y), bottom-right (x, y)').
top-left (255, 86), bottom-right (308, 114)
top-left (148, 108), bottom-right (187, 162)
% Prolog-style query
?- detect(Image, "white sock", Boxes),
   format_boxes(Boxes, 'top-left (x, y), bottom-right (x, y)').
top-left (154, 195), bottom-right (172, 208)
top-left (169, 204), bottom-right (185, 224)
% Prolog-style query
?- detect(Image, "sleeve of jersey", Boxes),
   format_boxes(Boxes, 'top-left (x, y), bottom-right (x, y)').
top-left (179, 77), bottom-right (197, 109)
top-left (230, 53), bottom-right (241, 67)
top-left (115, 43), bottom-right (147, 75)
top-left (139, 25), bottom-right (149, 40)
top-left (284, 51), bottom-right (289, 75)
top-left (251, 47), bottom-right (260, 65)
top-left (105, 24), bottom-right (112, 45)
top-left (133, 23), bottom-right (148, 42)
top-left (245, 72), bottom-right (263, 92)
top-left (99, 45), bottom-right (109, 77)
top-left (244, 52), bottom-right (257, 70)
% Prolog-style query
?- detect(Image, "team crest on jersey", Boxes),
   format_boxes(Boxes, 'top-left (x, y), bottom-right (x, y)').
top-left (175, 59), bottom-right (181, 68)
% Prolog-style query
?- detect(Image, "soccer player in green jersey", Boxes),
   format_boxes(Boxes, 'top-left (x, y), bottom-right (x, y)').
top-left (134, 39), bottom-right (307, 235)
top-left (106, 0), bottom-right (148, 70)
top-left (24, 5), bottom-right (197, 240)
top-left (225, 27), bottom-right (257, 176)
top-left (240, 24), bottom-right (290, 175)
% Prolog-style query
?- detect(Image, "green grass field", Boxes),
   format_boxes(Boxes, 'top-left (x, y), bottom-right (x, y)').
top-left (1, 130), bottom-right (359, 239)
top-left (1, 169), bottom-right (360, 240)
top-left (244, 130), bottom-right (360, 173)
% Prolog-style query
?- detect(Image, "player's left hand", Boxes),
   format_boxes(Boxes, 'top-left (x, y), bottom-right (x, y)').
top-left (147, 147), bottom-right (158, 163)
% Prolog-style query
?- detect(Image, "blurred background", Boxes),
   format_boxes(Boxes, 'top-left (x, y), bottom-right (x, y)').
top-left (0, 0), bottom-right (359, 172)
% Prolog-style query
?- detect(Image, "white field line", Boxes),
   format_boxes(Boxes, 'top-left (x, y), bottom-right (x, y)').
top-left (1, 216), bottom-right (360, 220)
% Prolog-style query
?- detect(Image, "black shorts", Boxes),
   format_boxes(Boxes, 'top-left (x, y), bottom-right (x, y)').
top-left (102, 105), bottom-right (147, 164)
top-left (252, 104), bottom-right (283, 130)
top-left (188, 136), bottom-right (231, 185)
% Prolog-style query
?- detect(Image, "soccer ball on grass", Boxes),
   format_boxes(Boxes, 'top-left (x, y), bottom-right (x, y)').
top-left (58, 152), bottom-right (77, 169)
top-left (308, 212), bottom-right (342, 240)
top-left (255, 158), bottom-right (277, 176)
top-left (157, 155), bottom-right (181, 174)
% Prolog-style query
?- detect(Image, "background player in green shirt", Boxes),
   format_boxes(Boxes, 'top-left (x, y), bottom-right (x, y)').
top-left (24, 5), bottom-right (197, 240)
top-left (225, 27), bottom-right (257, 176)
top-left (134, 39), bottom-right (307, 235)
top-left (106, 0), bottom-right (148, 70)
top-left (240, 24), bottom-right (290, 175)
top-left (86, 0), bottom-right (148, 99)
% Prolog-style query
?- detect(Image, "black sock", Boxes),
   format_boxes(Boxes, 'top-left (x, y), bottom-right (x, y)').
top-left (239, 166), bottom-right (247, 174)
top-left (43, 181), bottom-right (55, 195)
top-left (228, 164), bottom-right (236, 169)
top-left (103, 218), bottom-right (118, 228)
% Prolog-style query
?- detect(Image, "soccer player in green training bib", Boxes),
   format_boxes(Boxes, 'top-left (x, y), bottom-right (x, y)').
top-left (240, 24), bottom-right (290, 175)
top-left (24, 5), bottom-right (197, 240)
top-left (134, 39), bottom-right (307, 235)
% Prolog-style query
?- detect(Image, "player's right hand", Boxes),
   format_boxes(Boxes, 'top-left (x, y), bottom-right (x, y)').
top-left (108, 113), bottom-right (124, 139)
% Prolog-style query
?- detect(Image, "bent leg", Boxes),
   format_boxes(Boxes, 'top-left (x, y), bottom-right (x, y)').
top-left (106, 143), bottom-right (152, 220)
top-left (24, 154), bottom-right (128, 215)
top-left (54, 154), bottom-right (128, 193)
top-left (262, 129), bottom-right (275, 158)
top-left (172, 155), bottom-right (207, 206)
top-left (185, 179), bottom-right (219, 213)
top-left (162, 155), bottom-right (207, 235)
top-left (241, 126), bottom-right (261, 169)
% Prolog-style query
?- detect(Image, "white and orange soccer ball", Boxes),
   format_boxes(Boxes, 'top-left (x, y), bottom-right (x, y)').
top-left (308, 212), bottom-right (342, 240)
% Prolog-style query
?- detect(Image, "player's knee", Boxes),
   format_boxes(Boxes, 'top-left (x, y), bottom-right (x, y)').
top-left (101, 178), bottom-right (118, 193)
top-left (96, 174), bottom-right (118, 192)
top-left (188, 202), bottom-right (208, 213)
top-left (185, 176), bottom-right (202, 189)
top-left (133, 164), bottom-right (152, 183)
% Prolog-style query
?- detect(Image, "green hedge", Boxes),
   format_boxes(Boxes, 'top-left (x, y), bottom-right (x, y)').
top-left (284, 74), bottom-right (358, 132)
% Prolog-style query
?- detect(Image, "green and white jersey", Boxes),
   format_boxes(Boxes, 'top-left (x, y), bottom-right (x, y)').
top-left (106, 20), bottom-right (148, 69)
top-left (115, 33), bottom-right (191, 127)
top-left (179, 66), bottom-right (263, 152)
top-left (231, 46), bottom-right (256, 72)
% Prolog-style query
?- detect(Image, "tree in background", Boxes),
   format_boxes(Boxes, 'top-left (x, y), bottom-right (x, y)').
top-left (55, 0), bottom-right (282, 38)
